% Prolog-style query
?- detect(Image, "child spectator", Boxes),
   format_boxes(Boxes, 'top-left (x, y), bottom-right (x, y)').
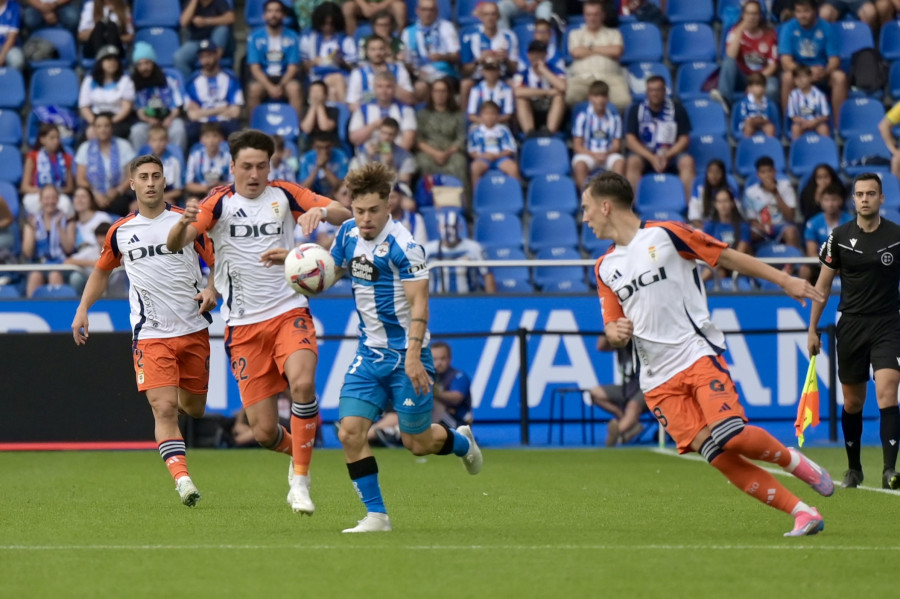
top-left (513, 40), bottom-right (566, 136)
top-left (74, 112), bottom-right (136, 215)
top-left (21, 123), bottom-right (75, 217)
top-left (78, 44), bottom-right (136, 140)
top-left (787, 65), bottom-right (830, 139)
top-left (467, 58), bottom-right (515, 127)
top-left (735, 72), bottom-right (778, 138)
top-left (146, 125), bottom-right (185, 204)
top-left (130, 41), bottom-right (188, 152)
top-left (742, 156), bottom-right (802, 248)
top-left (184, 123), bottom-right (232, 198)
top-left (65, 215), bottom-right (110, 293)
top-left (468, 100), bottom-right (520, 188)
top-left (804, 183), bottom-right (852, 259)
top-left (299, 132), bottom-right (349, 196)
top-left (702, 187), bottom-right (753, 285)
top-left (269, 135), bottom-right (298, 183)
top-left (351, 117), bottom-right (417, 184)
top-left (0, 0), bottom-right (23, 70)
top-left (71, 186), bottom-right (111, 253)
top-left (687, 158), bottom-right (738, 227)
top-left (798, 163), bottom-right (844, 222)
top-left (300, 2), bottom-right (357, 103)
top-left (22, 185), bottom-right (75, 297)
top-left (571, 80), bottom-right (624, 191)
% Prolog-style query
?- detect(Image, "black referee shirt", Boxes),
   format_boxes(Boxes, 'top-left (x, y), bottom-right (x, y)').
top-left (819, 217), bottom-right (900, 316)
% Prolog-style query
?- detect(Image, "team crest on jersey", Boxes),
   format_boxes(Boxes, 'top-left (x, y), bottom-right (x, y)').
top-left (375, 242), bottom-right (389, 257)
top-left (883, 252), bottom-right (894, 266)
top-left (271, 202), bottom-right (281, 219)
top-left (648, 245), bottom-right (657, 261)
top-left (350, 255), bottom-right (379, 283)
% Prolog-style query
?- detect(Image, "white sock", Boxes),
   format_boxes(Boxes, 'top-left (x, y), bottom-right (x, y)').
top-left (791, 501), bottom-right (813, 516)
top-left (785, 449), bottom-right (801, 473)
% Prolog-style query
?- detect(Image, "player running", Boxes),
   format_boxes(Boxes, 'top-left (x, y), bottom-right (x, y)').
top-left (584, 172), bottom-right (833, 537)
top-left (72, 155), bottom-right (218, 507)
top-left (166, 129), bottom-right (351, 514)
top-left (331, 162), bottom-right (482, 533)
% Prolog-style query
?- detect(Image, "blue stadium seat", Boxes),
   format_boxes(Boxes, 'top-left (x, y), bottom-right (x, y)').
top-left (321, 275), bottom-right (353, 296)
top-left (31, 284), bottom-right (79, 299)
top-left (245, 0), bottom-right (293, 28)
top-left (0, 110), bottom-right (22, 145)
top-left (730, 100), bottom-right (781, 140)
top-left (418, 206), bottom-right (439, 240)
top-left (513, 22), bottom-right (536, 60)
top-left (0, 285), bottom-right (20, 298)
top-left (666, 23), bottom-right (717, 65)
top-left (528, 210), bottom-right (579, 252)
top-left (527, 174), bottom-right (578, 215)
top-left (880, 20), bottom-right (900, 62)
top-left (455, 0), bottom-right (488, 26)
top-left (734, 134), bottom-right (784, 177)
top-left (328, 101), bottom-right (352, 154)
top-left (717, 0), bottom-right (743, 24)
top-left (842, 132), bottom-right (892, 176)
top-left (484, 246), bottom-right (532, 292)
top-left (250, 103), bottom-right (301, 142)
top-left (533, 247), bottom-right (585, 290)
top-left (838, 97), bottom-right (885, 139)
top-left (683, 98), bottom-right (727, 138)
top-left (415, 174), bottom-right (464, 209)
top-left (474, 211), bottom-right (524, 250)
top-left (520, 137), bottom-right (570, 178)
top-left (688, 135), bottom-right (732, 179)
top-left (582, 228), bottom-right (613, 256)
top-left (0, 68), bottom-right (24, 109)
top-left (642, 209), bottom-right (685, 222)
top-left (789, 134), bottom-right (839, 179)
top-left (890, 61), bottom-right (900, 99)
top-left (162, 67), bottom-right (186, 94)
top-left (133, 0), bottom-right (181, 28)
top-left (0, 181), bottom-right (19, 219)
top-left (626, 61), bottom-right (672, 101)
top-left (0, 145), bottom-right (23, 184)
top-left (880, 173), bottom-right (900, 211)
top-left (835, 20), bottom-right (874, 71)
top-left (675, 62), bottom-right (718, 100)
top-left (619, 22), bottom-right (664, 64)
top-left (666, 0), bottom-right (714, 24)
top-left (28, 28), bottom-right (77, 69)
top-left (755, 243), bottom-right (803, 287)
top-left (473, 171), bottom-right (524, 215)
top-left (135, 27), bottom-right (180, 69)
top-left (635, 173), bottom-right (686, 215)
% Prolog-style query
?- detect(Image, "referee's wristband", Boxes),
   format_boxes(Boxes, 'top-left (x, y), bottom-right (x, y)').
top-left (319, 207), bottom-right (328, 220)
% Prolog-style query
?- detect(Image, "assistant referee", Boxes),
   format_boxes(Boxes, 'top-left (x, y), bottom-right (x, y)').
top-left (808, 173), bottom-right (900, 490)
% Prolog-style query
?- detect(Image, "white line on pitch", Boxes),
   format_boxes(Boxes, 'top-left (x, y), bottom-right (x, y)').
top-left (1, 543), bottom-right (899, 551)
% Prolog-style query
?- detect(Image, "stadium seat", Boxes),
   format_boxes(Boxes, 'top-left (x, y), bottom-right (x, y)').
top-left (666, 23), bottom-right (717, 65)
top-left (734, 134), bottom-right (784, 178)
top-left (842, 132), bottom-right (892, 176)
top-left (716, 0), bottom-right (743, 24)
top-left (474, 211), bottom-right (524, 250)
top-left (626, 61), bottom-right (672, 101)
top-left (880, 173), bottom-right (900, 211)
top-left (533, 247), bottom-right (586, 290)
top-left (0, 145), bottom-right (23, 184)
top-left (838, 97), bottom-right (885, 139)
top-left (415, 174), bottom-right (465, 209)
top-left (28, 28), bottom-right (77, 69)
top-left (250, 103), bottom-right (301, 142)
top-left (0, 285), bottom-right (20, 298)
top-left (755, 243), bottom-right (803, 288)
top-left (455, 0), bottom-right (487, 26)
top-left (0, 110), bottom-right (22, 145)
top-left (642, 209), bottom-right (685, 222)
top-left (665, 0), bottom-right (714, 24)
top-left (730, 100), bottom-right (781, 140)
top-left (0, 68), bottom-right (24, 110)
top-left (162, 67), bottom-right (186, 94)
top-left (527, 174), bottom-right (578, 215)
top-left (0, 181), bottom-right (19, 219)
top-left (891, 61), bottom-right (900, 100)
top-left (473, 171), bottom-right (524, 215)
top-left (528, 210), bottom-right (579, 252)
top-left (484, 246), bottom-right (532, 292)
top-left (835, 20), bottom-right (874, 71)
top-left (134, 28), bottom-right (180, 69)
top-left (582, 227), bottom-right (613, 256)
top-left (541, 278), bottom-right (590, 292)
top-left (25, 108), bottom-right (77, 148)
top-left (495, 277), bottom-right (533, 293)
top-left (635, 173), bottom-right (686, 215)
top-left (520, 137), bottom-right (570, 178)
top-left (881, 20), bottom-right (900, 62)
top-left (789, 134), bottom-right (839, 179)
top-left (133, 0), bottom-right (181, 28)
top-left (513, 22), bottom-right (536, 60)
top-left (31, 284), bottom-right (79, 298)
top-left (619, 22), bottom-right (664, 64)
top-left (675, 62), bottom-right (719, 100)
top-left (245, 0), bottom-right (293, 27)
top-left (328, 101), bottom-right (352, 154)
top-left (683, 98), bottom-right (728, 138)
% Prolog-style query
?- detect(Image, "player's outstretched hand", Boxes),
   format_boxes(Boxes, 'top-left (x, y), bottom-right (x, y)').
top-left (260, 248), bottom-right (289, 268)
top-left (181, 198), bottom-right (200, 224)
top-left (72, 311), bottom-right (89, 345)
top-left (405, 358), bottom-right (433, 396)
top-left (297, 208), bottom-right (324, 238)
top-left (808, 329), bottom-right (821, 356)
top-left (195, 288), bottom-right (218, 313)
top-left (783, 276), bottom-right (825, 307)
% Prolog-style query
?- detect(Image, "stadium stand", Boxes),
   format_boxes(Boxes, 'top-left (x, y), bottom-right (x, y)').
top-left (789, 134), bottom-right (840, 179)
top-left (473, 171), bottom-right (524, 216)
top-left (0, 68), bottom-right (25, 110)
top-left (683, 98), bottom-right (728, 138)
top-left (474, 211), bottom-right (524, 251)
top-left (528, 210), bottom-right (579, 253)
top-left (520, 137), bottom-right (570, 179)
top-left (28, 28), bottom-right (78, 70)
top-left (666, 24), bottom-right (717, 66)
top-left (619, 22), bottom-right (663, 64)
top-left (527, 174), bottom-right (578, 215)
top-left (635, 174), bottom-right (686, 216)
top-left (675, 62), bottom-right (719, 101)
top-left (665, 0), bottom-right (715, 24)
top-left (735, 135), bottom-right (785, 177)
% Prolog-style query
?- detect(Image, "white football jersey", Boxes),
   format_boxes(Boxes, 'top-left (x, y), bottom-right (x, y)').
top-left (98, 206), bottom-right (215, 341)
top-left (595, 221), bottom-right (729, 392)
top-left (192, 181), bottom-right (332, 326)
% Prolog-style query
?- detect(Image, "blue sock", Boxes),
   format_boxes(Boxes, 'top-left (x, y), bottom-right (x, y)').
top-left (347, 457), bottom-right (386, 514)
top-left (451, 430), bottom-right (470, 457)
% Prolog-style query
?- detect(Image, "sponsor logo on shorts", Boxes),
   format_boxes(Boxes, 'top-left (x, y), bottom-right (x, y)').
top-left (718, 402), bottom-right (732, 413)
top-left (709, 379), bottom-right (725, 392)
top-left (403, 398), bottom-right (416, 407)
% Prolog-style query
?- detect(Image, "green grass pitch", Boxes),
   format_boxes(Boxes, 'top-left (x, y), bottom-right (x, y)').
top-left (1, 447), bottom-right (897, 598)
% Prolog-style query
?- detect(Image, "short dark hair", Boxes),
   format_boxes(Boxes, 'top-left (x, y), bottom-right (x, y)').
top-left (200, 122), bottom-right (223, 138)
top-left (793, 64), bottom-right (812, 79)
top-left (793, 0), bottom-right (816, 8)
top-left (93, 112), bottom-right (115, 125)
top-left (431, 340), bottom-right (451, 356)
top-left (310, 131), bottom-right (336, 146)
top-left (646, 75), bottom-right (666, 88)
top-left (821, 183), bottom-right (845, 199)
top-left (588, 80), bottom-right (609, 97)
top-left (853, 172), bottom-right (883, 194)
top-left (228, 129), bottom-right (276, 160)
top-left (480, 100), bottom-right (500, 114)
top-left (586, 172), bottom-right (634, 208)
top-left (755, 156), bottom-right (775, 171)
top-left (746, 72), bottom-right (766, 87)
top-left (365, 34), bottom-right (387, 51)
top-left (129, 154), bottom-right (164, 175)
top-left (381, 117), bottom-right (400, 131)
top-left (94, 221), bottom-right (111, 238)
top-left (345, 162), bottom-right (394, 201)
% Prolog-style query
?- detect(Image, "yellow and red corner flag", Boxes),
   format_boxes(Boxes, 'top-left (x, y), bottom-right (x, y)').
top-left (795, 355), bottom-right (820, 447)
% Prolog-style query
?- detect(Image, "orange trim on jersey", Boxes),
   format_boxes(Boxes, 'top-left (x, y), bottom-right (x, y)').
top-left (643, 220), bottom-right (728, 267)
top-left (96, 212), bottom-right (140, 271)
top-left (170, 205), bottom-right (216, 265)
top-left (594, 246), bottom-right (624, 325)
top-left (191, 185), bottom-right (233, 236)
top-left (269, 180), bottom-right (332, 219)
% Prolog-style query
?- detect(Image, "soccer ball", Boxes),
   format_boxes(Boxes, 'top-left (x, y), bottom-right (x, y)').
top-left (284, 243), bottom-right (337, 296)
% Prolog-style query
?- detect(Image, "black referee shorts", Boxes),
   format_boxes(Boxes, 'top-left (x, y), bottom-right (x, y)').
top-left (836, 312), bottom-right (900, 384)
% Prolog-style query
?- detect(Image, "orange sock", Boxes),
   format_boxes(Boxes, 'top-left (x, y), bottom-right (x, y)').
top-left (158, 438), bottom-right (190, 482)
top-left (721, 425), bottom-right (791, 467)
top-left (711, 451), bottom-right (799, 515)
top-left (290, 400), bottom-right (319, 476)
top-left (268, 424), bottom-right (293, 455)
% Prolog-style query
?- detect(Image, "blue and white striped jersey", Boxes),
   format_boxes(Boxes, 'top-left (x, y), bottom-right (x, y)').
top-left (331, 219), bottom-right (430, 350)
top-left (787, 86), bottom-right (830, 120)
top-left (571, 105), bottom-right (622, 153)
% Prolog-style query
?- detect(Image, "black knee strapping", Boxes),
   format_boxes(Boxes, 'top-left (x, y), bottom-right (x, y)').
top-left (699, 436), bottom-right (723, 463)
top-left (437, 423), bottom-right (455, 455)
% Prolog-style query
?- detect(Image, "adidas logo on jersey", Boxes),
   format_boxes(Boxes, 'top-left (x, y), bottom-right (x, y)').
top-left (128, 234), bottom-right (140, 243)
top-left (235, 208), bottom-right (248, 217)
top-left (402, 398), bottom-right (416, 407)
top-left (610, 269), bottom-right (623, 282)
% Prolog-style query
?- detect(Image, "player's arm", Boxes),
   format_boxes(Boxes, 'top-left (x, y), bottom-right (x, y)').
top-left (717, 247), bottom-right (825, 306)
top-left (72, 267), bottom-right (113, 345)
top-left (604, 318), bottom-right (633, 348)
top-left (195, 262), bottom-right (218, 313)
top-left (403, 278), bottom-right (432, 395)
top-left (167, 197), bottom-right (200, 251)
top-left (296, 198), bottom-right (352, 238)
top-left (807, 264), bottom-right (837, 356)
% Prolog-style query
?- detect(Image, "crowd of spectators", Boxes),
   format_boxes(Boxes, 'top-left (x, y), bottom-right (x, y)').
top-left (1, 0), bottom-right (899, 298)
